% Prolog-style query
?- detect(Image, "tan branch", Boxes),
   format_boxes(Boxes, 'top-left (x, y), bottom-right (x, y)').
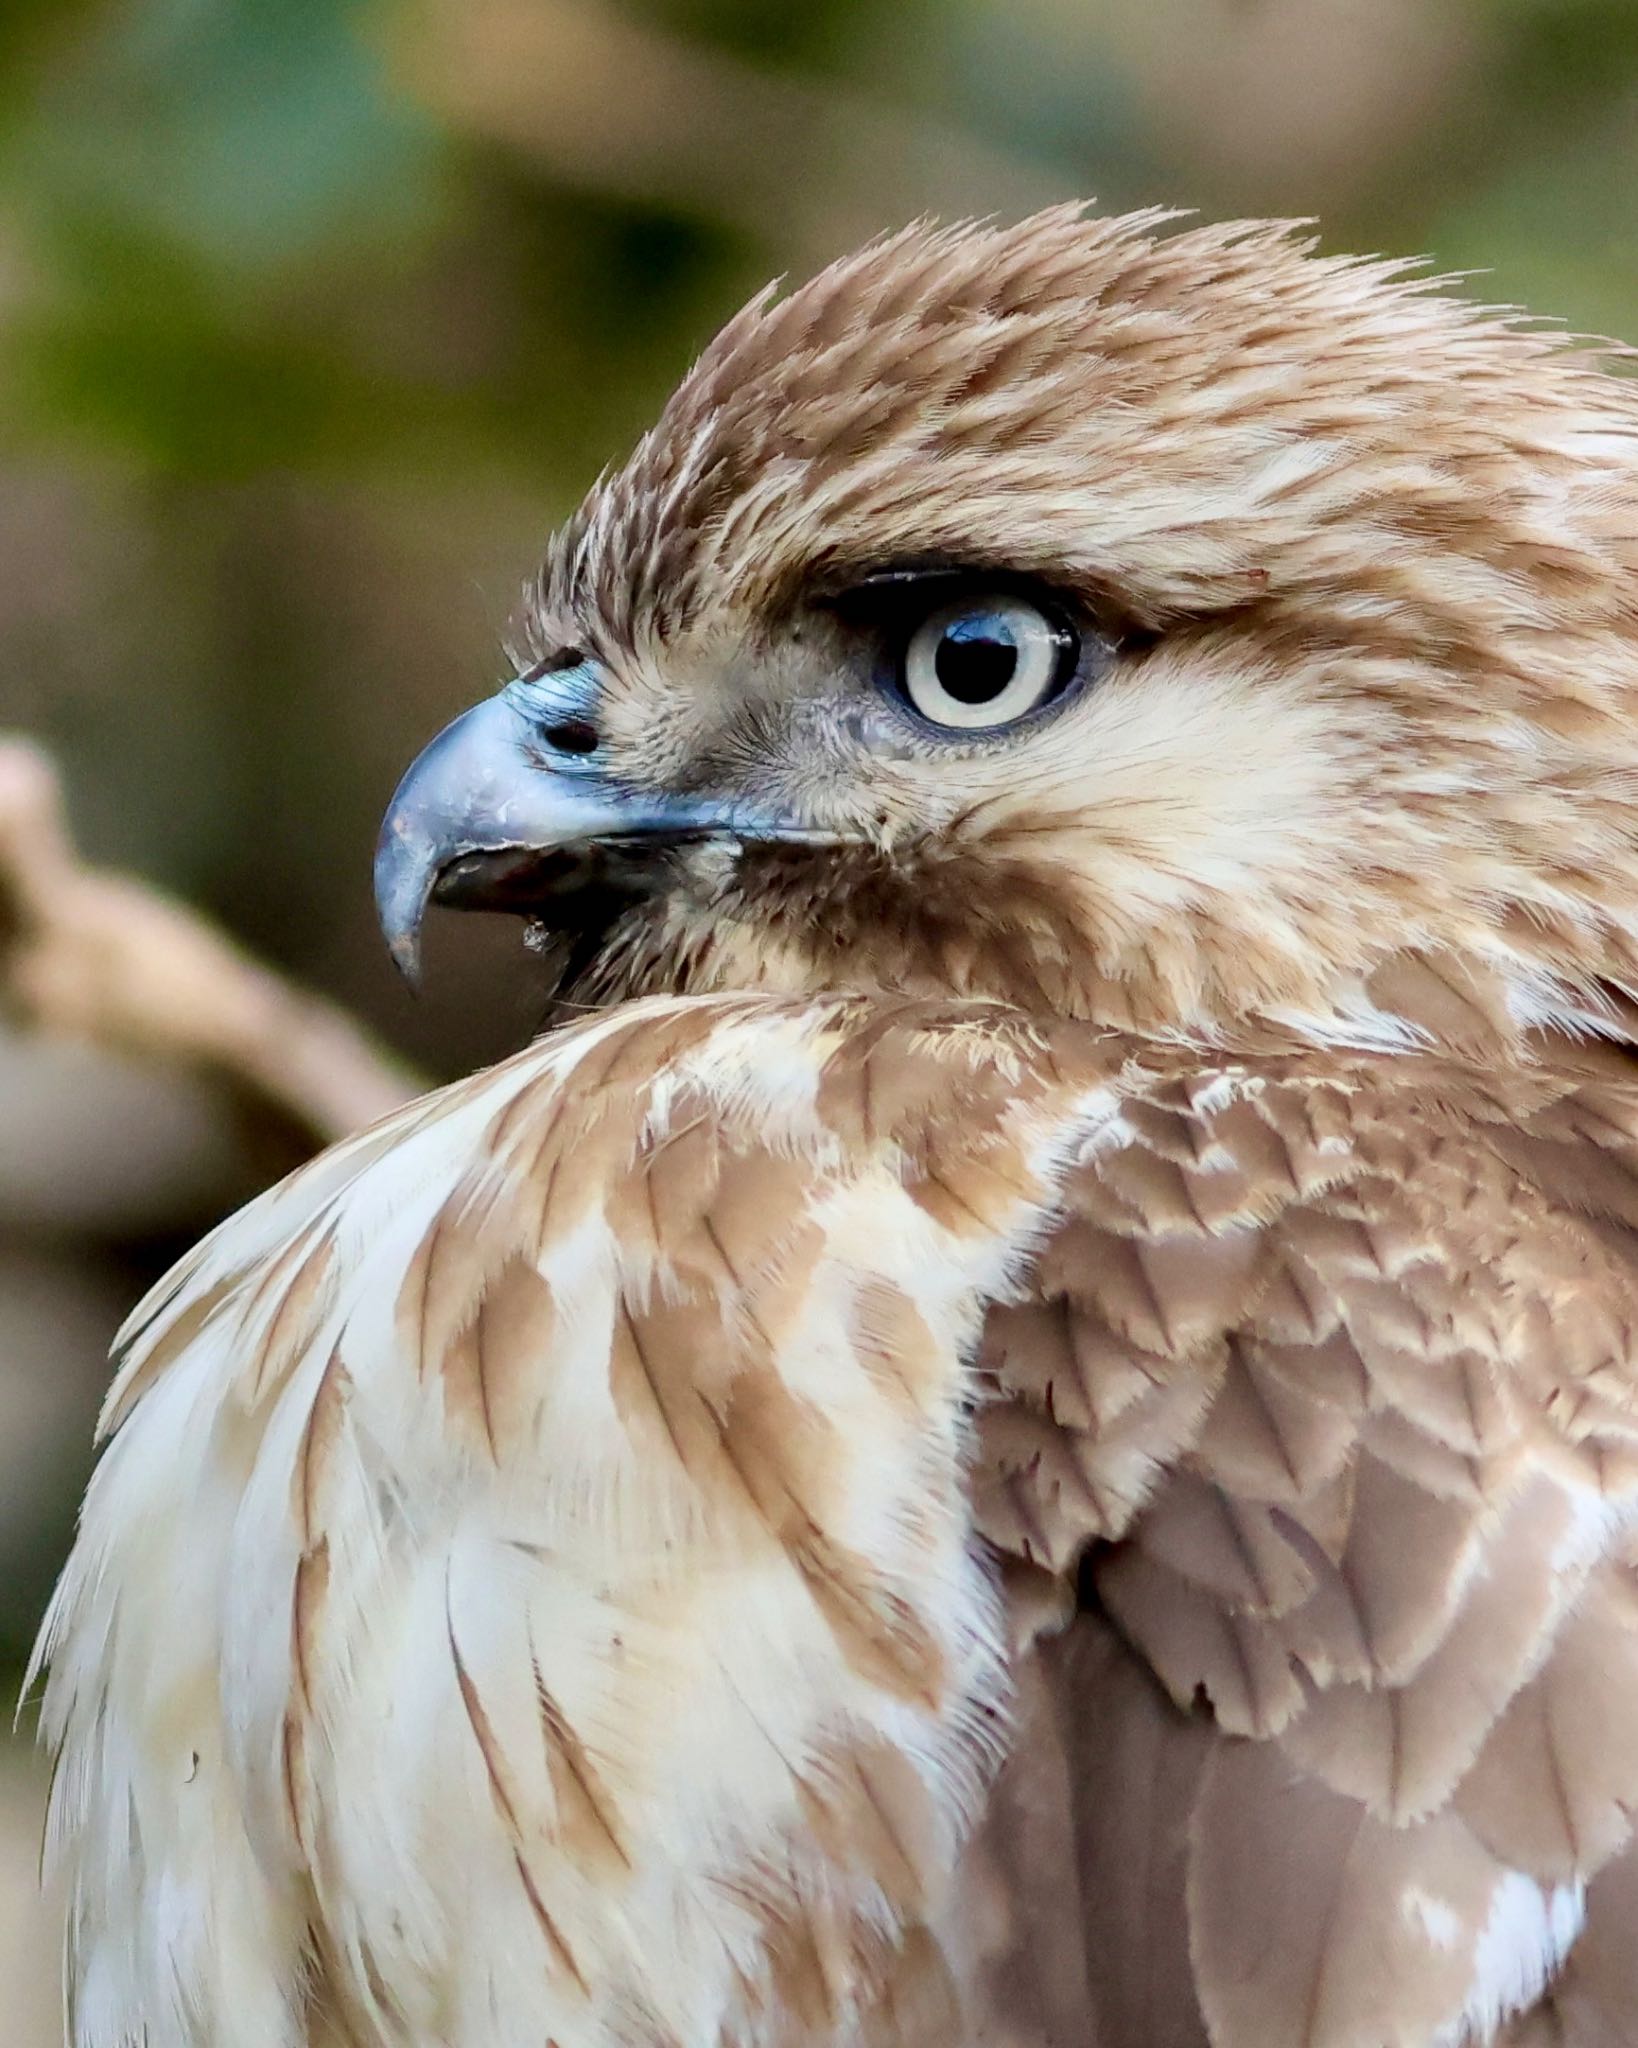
top-left (0, 736), bottom-right (422, 1149)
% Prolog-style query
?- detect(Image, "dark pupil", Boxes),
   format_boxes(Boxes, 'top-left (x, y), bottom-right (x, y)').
top-left (934, 615), bottom-right (1019, 704)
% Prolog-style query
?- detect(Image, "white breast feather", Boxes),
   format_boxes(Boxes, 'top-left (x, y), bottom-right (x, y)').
top-left (30, 998), bottom-right (1083, 2048)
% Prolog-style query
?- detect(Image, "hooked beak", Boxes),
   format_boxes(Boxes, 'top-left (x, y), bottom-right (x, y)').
top-left (374, 667), bottom-right (802, 983)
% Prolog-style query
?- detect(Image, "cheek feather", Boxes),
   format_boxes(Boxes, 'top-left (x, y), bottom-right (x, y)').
top-left (991, 653), bottom-right (1377, 899)
top-left (567, 657), bottom-right (1389, 1029)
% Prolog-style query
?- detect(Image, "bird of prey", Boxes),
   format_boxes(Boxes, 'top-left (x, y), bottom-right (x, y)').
top-left (32, 206), bottom-right (1638, 2048)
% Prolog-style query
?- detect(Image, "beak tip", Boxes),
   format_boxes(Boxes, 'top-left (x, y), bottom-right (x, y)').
top-left (386, 927), bottom-right (424, 991)
top-left (374, 807), bottom-right (432, 994)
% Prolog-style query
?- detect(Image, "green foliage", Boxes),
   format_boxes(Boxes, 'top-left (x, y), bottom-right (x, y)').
top-left (1484, 0), bottom-right (1638, 110)
top-left (9, 0), bottom-right (439, 269)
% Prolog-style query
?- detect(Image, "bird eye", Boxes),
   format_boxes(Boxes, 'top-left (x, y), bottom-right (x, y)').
top-left (897, 592), bottom-right (1077, 731)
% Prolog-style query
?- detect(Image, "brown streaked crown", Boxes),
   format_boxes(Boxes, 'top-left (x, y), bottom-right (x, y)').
top-left (524, 205), bottom-right (1638, 662)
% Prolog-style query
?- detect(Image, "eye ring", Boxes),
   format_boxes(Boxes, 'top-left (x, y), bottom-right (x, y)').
top-left (895, 591), bottom-right (1078, 731)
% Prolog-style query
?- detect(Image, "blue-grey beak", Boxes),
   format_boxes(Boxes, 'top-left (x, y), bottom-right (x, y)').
top-left (374, 667), bottom-right (796, 983)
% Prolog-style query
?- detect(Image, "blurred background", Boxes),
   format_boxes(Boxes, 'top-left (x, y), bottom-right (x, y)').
top-left (4, 0), bottom-right (1638, 2023)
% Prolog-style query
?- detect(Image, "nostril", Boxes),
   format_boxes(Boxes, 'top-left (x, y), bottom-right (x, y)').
top-left (543, 719), bottom-right (601, 756)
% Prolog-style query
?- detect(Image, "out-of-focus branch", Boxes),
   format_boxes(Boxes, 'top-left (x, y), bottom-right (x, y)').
top-left (384, 0), bottom-right (1057, 265)
top-left (0, 737), bottom-right (422, 1150)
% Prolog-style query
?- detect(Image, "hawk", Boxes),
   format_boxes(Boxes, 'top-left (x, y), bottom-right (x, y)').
top-left (33, 207), bottom-right (1638, 2048)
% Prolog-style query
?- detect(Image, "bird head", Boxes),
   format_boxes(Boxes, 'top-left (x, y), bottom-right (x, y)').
top-left (377, 206), bottom-right (1638, 1053)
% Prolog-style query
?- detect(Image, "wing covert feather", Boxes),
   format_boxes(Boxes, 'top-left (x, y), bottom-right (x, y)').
top-left (970, 1043), bottom-right (1638, 2048)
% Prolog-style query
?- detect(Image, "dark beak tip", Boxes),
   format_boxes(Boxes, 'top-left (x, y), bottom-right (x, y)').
top-left (373, 803), bottom-right (434, 993)
top-left (385, 926), bottom-right (424, 992)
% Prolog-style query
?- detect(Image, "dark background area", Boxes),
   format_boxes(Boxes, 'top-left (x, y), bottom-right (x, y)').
top-left (5, 0), bottom-right (1638, 2012)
